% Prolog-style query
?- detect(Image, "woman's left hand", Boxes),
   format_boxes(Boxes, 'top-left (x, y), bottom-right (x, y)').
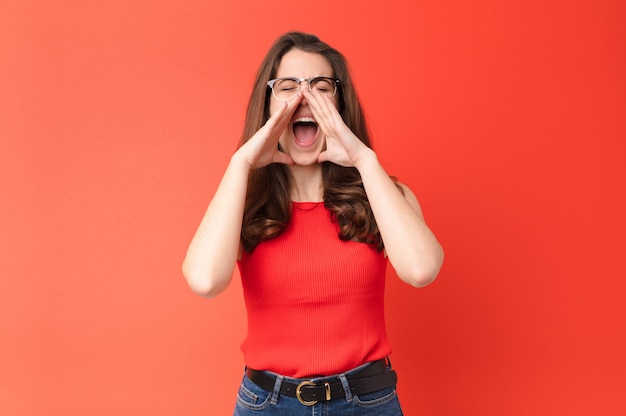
top-left (302, 88), bottom-right (372, 168)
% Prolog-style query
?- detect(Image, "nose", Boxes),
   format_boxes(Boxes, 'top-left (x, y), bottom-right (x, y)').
top-left (296, 85), bottom-right (309, 107)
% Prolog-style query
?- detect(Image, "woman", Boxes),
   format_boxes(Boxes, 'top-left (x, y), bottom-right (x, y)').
top-left (183, 31), bottom-right (443, 415)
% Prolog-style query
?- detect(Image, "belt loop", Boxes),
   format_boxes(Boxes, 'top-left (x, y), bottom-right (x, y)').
top-left (338, 374), bottom-right (353, 403)
top-left (270, 374), bottom-right (283, 405)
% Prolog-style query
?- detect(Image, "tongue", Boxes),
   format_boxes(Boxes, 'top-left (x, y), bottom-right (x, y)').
top-left (293, 124), bottom-right (317, 146)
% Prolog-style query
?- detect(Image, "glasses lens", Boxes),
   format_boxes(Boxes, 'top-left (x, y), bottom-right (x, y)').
top-left (310, 78), bottom-right (337, 97)
top-left (272, 79), bottom-right (299, 101)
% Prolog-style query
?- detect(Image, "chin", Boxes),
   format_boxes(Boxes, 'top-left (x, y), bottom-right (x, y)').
top-left (291, 152), bottom-right (322, 167)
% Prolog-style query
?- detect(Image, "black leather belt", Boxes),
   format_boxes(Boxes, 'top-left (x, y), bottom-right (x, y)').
top-left (246, 359), bottom-right (398, 406)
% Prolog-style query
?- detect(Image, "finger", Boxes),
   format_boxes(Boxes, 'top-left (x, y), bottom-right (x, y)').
top-left (306, 89), bottom-right (342, 131)
top-left (303, 89), bottom-right (333, 133)
top-left (302, 88), bottom-right (325, 116)
top-left (269, 92), bottom-right (304, 131)
top-left (261, 105), bottom-right (292, 143)
top-left (320, 92), bottom-right (344, 123)
top-left (281, 91), bottom-right (304, 121)
top-left (265, 101), bottom-right (288, 128)
top-left (310, 88), bottom-right (336, 115)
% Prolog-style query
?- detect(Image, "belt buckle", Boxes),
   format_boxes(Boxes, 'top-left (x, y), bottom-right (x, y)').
top-left (295, 381), bottom-right (332, 406)
top-left (295, 381), bottom-right (317, 406)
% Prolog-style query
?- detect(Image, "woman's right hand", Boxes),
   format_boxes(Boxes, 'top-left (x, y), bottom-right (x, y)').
top-left (237, 93), bottom-right (302, 169)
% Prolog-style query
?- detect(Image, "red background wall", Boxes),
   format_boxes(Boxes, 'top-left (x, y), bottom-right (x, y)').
top-left (2, 0), bottom-right (625, 415)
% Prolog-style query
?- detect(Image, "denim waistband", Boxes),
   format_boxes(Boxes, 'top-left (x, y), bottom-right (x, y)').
top-left (245, 358), bottom-right (396, 406)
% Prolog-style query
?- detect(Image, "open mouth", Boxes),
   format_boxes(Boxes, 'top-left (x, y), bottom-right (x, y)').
top-left (292, 117), bottom-right (319, 147)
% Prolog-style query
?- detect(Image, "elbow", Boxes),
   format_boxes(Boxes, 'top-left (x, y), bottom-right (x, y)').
top-left (400, 269), bottom-right (438, 288)
top-left (182, 262), bottom-right (231, 298)
top-left (399, 246), bottom-right (444, 288)
top-left (186, 277), bottom-right (227, 298)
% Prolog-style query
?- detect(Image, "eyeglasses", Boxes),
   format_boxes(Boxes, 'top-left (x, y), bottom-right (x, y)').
top-left (267, 77), bottom-right (341, 101)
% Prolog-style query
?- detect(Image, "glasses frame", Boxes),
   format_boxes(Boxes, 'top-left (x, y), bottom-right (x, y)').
top-left (267, 77), bottom-right (341, 101)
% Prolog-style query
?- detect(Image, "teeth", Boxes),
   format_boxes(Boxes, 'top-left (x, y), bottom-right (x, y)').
top-left (294, 116), bottom-right (316, 124)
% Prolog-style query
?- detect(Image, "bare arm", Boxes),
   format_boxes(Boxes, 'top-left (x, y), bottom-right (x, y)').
top-left (182, 153), bottom-right (250, 297)
top-left (355, 151), bottom-right (443, 287)
top-left (307, 88), bottom-right (443, 287)
top-left (182, 101), bottom-right (296, 297)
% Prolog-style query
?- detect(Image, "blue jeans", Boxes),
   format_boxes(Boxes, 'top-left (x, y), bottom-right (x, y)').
top-left (233, 361), bottom-right (404, 415)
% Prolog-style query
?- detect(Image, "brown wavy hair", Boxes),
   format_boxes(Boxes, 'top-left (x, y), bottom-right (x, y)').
top-left (240, 32), bottom-right (385, 253)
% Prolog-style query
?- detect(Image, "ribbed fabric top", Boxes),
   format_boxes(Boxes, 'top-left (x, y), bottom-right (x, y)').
top-left (238, 201), bottom-right (391, 378)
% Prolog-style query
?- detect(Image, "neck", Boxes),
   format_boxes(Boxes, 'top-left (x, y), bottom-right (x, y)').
top-left (288, 164), bottom-right (323, 202)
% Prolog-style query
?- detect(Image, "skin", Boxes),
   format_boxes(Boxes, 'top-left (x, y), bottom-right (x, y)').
top-left (270, 50), bottom-right (336, 201)
top-left (182, 49), bottom-right (444, 297)
top-left (273, 51), bottom-right (334, 166)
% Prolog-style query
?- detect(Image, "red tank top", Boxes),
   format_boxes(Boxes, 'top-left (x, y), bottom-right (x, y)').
top-left (238, 201), bottom-right (391, 378)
